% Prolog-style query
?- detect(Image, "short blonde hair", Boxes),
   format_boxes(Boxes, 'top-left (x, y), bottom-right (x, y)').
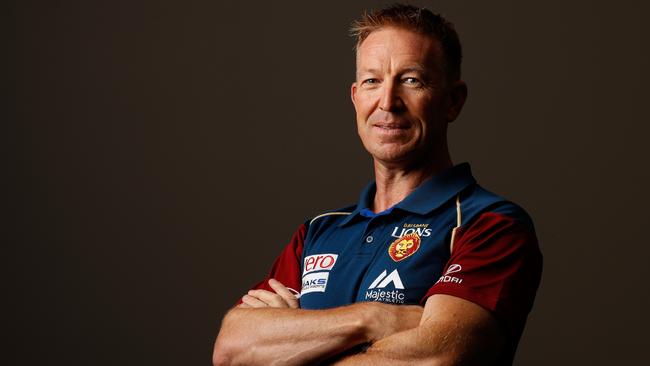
top-left (350, 3), bottom-right (463, 81)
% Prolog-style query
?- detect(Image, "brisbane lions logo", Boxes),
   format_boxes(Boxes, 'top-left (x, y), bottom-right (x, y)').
top-left (387, 233), bottom-right (421, 262)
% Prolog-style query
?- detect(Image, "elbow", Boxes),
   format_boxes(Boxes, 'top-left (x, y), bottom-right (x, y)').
top-left (212, 310), bottom-right (254, 366)
top-left (212, 352), bottom-right (227, 366)
top-left (212, 336), bottom-right (233, 366)
top-left (213, 336), bottom-right (262, 366)
top-left (213, 334), bottom-right (244, 366)
top-left (213, 313), bottom-right (235, 366)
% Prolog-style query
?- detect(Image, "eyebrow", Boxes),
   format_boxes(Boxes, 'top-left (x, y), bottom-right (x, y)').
top-left (400, 66), bottom-right (427, 74)
top-left (356, 68), bottom-right (380, 77)
top-left (356, 66), bottom-right (428, 77)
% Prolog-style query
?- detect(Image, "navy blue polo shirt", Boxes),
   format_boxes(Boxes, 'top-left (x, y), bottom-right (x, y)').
top-left (243, 163), bottom-right (542, 361)
top-left (300, 162), bottom-right (521, 308)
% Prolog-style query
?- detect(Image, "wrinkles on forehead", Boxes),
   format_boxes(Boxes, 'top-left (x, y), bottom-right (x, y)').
top-left (355, 27), bottom-right (446, 80)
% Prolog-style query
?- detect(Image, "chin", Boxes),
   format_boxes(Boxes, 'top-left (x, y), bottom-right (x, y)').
top-left (368, 145), bottom-right (416, 164)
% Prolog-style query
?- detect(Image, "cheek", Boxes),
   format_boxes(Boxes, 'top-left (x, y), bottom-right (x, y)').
top-left (416, 101), bottom-right (442, 124)
top-left (354, 92), bottom-right (378, 115)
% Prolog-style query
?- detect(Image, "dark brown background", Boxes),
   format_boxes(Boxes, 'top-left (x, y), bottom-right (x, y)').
top-left (7, 0), bottom-right (650, 365)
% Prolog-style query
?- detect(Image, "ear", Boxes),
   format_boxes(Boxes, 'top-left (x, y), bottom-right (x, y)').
top-left (350, 82), bottom-right (358, 108)
top-left (445, 80), bottom-right (468, 123)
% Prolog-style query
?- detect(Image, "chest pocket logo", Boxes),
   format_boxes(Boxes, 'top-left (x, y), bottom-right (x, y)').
top-left (388, 233), bottom-right (421, 262)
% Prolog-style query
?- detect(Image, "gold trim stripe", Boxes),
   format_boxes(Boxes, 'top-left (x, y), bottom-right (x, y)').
top-left (309, 211), bottom-right (352, 225)
top-left (449, 195), bottom-right (462, 254)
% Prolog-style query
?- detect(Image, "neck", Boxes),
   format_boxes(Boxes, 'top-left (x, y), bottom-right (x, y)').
top-left (372, 150), bottom-right (453, 213)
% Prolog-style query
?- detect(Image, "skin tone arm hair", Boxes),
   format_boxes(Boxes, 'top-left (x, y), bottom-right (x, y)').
top-left (214, 279), bottom-right (504, 366)
top-left (212, 279), bottom-right (423, 366)
top-left (332, 294), bottom-right (505, 366)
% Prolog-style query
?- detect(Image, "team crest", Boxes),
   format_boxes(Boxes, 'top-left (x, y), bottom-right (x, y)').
top-left (388, 233), bottom-right (421, 262)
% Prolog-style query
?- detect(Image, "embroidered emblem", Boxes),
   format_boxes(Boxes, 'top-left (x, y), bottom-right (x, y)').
top-left (388, 233), bottom-right (421, 262)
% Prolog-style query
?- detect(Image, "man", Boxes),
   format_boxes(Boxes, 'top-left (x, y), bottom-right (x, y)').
top-left (213, 4), bottom-right (542, 365)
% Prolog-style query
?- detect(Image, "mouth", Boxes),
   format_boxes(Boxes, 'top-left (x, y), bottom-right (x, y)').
top-left (372, 121), bottom-right (411, 133)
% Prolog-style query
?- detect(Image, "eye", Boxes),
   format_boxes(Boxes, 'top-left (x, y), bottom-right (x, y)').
top-left (402, 77), bottom-right (422, 86)
top-left (362, 78), bottom-right (379, 86)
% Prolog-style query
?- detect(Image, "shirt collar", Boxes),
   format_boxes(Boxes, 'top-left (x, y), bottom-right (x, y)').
top-left (339, 163), bottom-right (476, 226)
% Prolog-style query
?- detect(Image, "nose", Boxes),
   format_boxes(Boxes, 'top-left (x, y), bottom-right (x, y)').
top-left (379, 80), bottom-right (403, 111)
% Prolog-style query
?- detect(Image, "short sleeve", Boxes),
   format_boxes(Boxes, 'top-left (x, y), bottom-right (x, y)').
top-left (236, 223), bottom-right (307, 305)
top-left (421, 211), bottom-right (543, 341)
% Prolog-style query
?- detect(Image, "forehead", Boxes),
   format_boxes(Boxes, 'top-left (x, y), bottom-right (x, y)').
top-left (356, 27), bottom-right (443, 72)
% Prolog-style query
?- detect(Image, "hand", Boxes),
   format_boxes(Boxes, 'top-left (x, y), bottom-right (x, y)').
top-left (239, 278), bottom-right (300, 309)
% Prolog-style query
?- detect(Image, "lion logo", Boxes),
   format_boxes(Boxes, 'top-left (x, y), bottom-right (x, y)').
top-left (388, 233), bottom-right (421, 262)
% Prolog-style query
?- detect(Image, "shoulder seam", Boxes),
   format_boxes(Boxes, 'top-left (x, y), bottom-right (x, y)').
top-left (309, 212), bottom-right (352, 225)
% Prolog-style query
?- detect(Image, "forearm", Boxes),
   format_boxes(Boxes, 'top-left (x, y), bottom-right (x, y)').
top-left (213, 303), bottom-right (374, 366)
top-left (333, 295), bottom-right (505, 366)
top-left (331, 323), bottom-right (449, 366)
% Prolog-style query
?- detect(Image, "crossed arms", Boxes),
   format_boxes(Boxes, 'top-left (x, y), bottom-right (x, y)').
top-left (212, 279), bottom-right (505, 366)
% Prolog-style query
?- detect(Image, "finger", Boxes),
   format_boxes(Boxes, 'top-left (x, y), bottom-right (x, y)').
top-left (241, 294), bottom-right (268, 308)
top-left (268, 278), bottom-right (300, 308)
top-left (248, 289), bottom-right (289, 308)
top-left (237, 302), bottom-right (251, 308)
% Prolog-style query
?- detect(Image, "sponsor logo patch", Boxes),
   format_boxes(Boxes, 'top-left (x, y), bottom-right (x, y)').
top-left (391, 223), bottom-right (432, 238)
top-left (445, 264), bottom-right (462, 275)
top-left (301, 253), bottom-right (338, 295)
top-left (303, 254), bottom-right (338, 275)
top-left (368, 269), bottom-right (404, 289)
top-left (388, 233), bottom-right (421, 262)
top-left (436, 263), bottom-right (463, 284)
top-left (301, 272), bottom-right (329, 294)
top-left (365, 269), bottom-right (406, 304)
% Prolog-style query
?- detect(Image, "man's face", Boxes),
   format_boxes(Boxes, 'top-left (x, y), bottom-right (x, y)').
top-left (351, 27), bottom-right (463, 165)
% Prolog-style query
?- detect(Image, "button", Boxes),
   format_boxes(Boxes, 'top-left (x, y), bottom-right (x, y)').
top-left (365, 235), bottom-right (374, 243)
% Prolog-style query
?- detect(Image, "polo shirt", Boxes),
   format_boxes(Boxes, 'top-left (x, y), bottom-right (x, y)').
top-left (243, 163), bottom-right (542, 363)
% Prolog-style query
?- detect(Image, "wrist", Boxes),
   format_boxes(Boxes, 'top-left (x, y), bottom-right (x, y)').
top-left (356, 302), bottom-right (385, 343)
